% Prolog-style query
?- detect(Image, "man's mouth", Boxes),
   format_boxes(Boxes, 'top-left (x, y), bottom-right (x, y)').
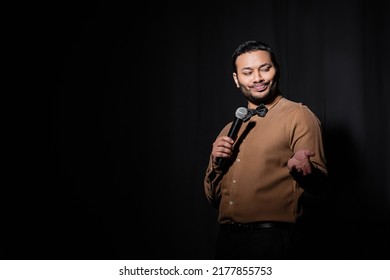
top-left (252, 83), bottom-right (268, 91)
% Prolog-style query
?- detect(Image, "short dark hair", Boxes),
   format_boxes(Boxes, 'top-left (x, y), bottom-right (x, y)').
top-left (232, 40), bottom-right (280, 83)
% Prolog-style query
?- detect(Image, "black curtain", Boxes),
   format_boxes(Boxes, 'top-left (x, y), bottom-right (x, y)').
top-left (6, 0), bottom-right (389, 260)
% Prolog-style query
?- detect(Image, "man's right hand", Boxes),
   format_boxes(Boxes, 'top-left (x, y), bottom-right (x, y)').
top-left (212, 136), bottom-right (234, 165)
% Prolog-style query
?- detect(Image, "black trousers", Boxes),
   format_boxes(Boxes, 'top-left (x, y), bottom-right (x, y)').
top-left (215, 224), bottom-right (303, 260)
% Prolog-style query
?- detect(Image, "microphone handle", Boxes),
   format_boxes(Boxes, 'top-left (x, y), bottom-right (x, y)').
top-left (215, 117), bottom-right (243, 166)
top-left (216, 155), bottom-right (224, 166)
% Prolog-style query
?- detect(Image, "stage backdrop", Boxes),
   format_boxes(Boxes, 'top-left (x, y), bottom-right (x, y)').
top-left (8, 0), bottom-right (389, 260)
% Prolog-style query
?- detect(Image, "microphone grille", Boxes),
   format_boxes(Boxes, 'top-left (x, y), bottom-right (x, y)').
top-left (235, 107), bottom-right (248, 120)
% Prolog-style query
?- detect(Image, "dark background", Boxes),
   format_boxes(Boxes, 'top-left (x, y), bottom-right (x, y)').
top-left (5, 0), bottom-right (389, 259)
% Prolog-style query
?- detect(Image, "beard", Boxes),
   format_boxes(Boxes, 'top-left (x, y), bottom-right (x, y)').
top-left (240, 81), bottom-right (280, 105)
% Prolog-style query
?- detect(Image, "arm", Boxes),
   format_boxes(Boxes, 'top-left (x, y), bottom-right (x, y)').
top-left (204, 157), bottom-right (224, 208)
top-left (288, 150), bottom-right (328, 195)
top-left (287, 106), bottom-right (328, 195)
top-left (204, 131), bottom-right (234, 207)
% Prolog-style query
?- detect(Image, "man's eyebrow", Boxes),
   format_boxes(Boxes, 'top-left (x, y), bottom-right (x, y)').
top-left (241, 63), bottom-right (271, 71)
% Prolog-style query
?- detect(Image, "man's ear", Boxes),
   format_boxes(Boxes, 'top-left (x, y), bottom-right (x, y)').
top-left (233, 73), bottom-right (239, 88)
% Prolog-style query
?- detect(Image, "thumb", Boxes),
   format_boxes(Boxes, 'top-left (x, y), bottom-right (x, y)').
top-left (304, 150), bottom-right (315, 157)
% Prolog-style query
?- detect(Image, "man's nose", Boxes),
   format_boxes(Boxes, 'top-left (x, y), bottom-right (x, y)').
top-left (253, 70), bottom-right (263, 82)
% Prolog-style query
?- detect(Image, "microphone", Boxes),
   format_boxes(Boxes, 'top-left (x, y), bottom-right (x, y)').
top-left (216, 107), bottom-right (248, 165)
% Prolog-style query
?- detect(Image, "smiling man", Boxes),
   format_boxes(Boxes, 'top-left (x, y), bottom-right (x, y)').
top-left (204, 40), bottom-right (328, 260)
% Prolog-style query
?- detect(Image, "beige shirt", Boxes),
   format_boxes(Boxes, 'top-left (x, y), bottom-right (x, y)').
top-left (204, 95), bottom-right (327, 224)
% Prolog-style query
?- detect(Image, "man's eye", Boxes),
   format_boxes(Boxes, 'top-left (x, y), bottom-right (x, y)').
top-left (242, 72), bottom-right (252, 76)
top-left (261, 66), bottom-right (271, 72)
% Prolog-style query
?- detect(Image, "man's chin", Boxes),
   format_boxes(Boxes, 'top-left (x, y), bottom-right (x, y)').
top-left (252, 89), bottom-right (278, 105)
top-left (251, 91), bottom-right (270, 103)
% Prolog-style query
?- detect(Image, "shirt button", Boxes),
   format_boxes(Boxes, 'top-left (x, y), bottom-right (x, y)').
top-left (233, 180), bottom-right (236, 183)
top-left (236, 158), bottom-right (240, 162)
top-left (229, 201), bottom-right (234, 205)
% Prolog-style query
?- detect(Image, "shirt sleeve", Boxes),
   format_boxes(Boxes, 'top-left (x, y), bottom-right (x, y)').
top-left (203, 123), bottom-right (232, 208)
top-left (204, 156), bottom-right (224, 208)
top-left (288, 105), bottom-right (328, 193)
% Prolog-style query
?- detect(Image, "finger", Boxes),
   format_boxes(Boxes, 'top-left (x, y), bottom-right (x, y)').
top-left (220, 146), bottom-right (232, 155)
top-left (302, 164), bottom-right (312, 176)
top-left (220, 136), bottom-right (235, 144)
top-left (215, 146), bottom-right (232, 158)
top-left (304, 150), bottom-right (315, 157)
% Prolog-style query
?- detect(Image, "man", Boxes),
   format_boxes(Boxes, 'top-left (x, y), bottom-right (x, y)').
top-left (204, 40), bottom-right (328, 259)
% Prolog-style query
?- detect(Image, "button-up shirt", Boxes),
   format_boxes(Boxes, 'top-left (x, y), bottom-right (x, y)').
top-left (204, 95), bottom-right (328, 224)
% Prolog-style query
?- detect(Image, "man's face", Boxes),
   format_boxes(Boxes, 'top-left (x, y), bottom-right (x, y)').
top-left (233, 50), bottom-right (277, 107)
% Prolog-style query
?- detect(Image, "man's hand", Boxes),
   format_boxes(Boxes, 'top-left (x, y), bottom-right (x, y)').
top-left (287, 150), bottom-right (315, 176)
top-left (211, 136), bottom-right (234, 166)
